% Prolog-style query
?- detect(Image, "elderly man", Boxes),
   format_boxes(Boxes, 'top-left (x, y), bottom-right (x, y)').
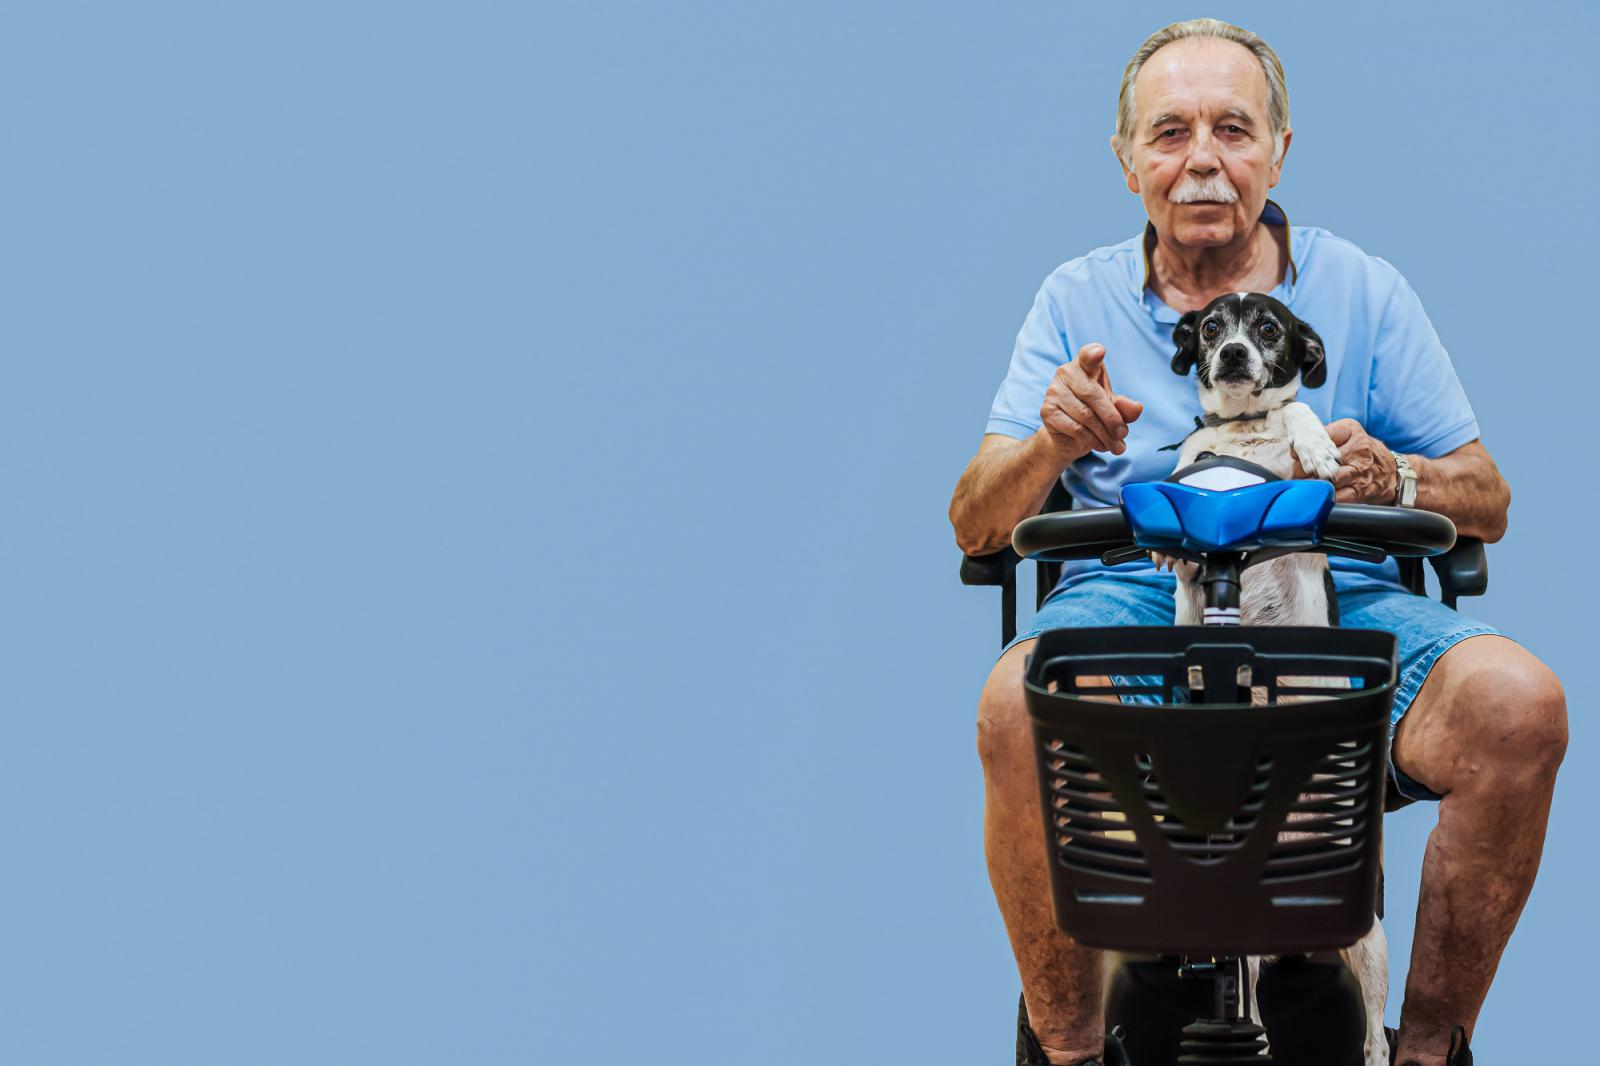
top-left (949, 18), bottom-right (1566, 1066)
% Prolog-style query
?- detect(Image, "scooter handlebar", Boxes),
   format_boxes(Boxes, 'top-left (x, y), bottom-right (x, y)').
top-left (1011, 508), bottom-right (1133, 562)
top-left (1321, 503), bottom-right (1456, 558)
top-left (1011, 501), bottom-right (1456, 562)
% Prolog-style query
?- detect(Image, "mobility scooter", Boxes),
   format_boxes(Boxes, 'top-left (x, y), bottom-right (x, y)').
top-left (962, 453), bottom-right (1487, 1065)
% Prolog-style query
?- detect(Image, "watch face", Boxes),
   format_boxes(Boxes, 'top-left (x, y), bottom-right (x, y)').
top-left (1396, 458), bottom-right (1417, 506)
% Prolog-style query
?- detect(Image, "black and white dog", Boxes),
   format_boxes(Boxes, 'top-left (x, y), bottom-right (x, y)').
top-left (1165, 292), bottom-right (1390, 1065)
top-left (1166, 292), bottom-right (1342, 626)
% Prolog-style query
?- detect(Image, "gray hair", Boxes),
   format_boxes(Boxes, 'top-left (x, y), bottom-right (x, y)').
top-left (1114, 18), bottom-right (1289, 166)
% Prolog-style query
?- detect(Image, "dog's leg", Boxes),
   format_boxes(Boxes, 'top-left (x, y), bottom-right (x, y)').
top-left (1343, 921), bottom-right (1390, 1066)
top-left (1246, 955), bottom-right (1265, 1028)
top-left (1173, 563), bottom-right (1203, 625)
top-left (1166, 438), bottom-right (1207, 627)
top-left (1283, 401), bottom-right (1341, 480)
top-left (1290, 553), bottom-right (1339, 632)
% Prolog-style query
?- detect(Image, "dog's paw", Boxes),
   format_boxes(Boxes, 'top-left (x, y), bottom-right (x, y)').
top-left (1294, 430), bottom-right (1342, 481)
top-left (1149, 552), bottom-right (1198, 580)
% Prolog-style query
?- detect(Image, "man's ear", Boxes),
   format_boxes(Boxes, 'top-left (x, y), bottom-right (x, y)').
top-left (1295, 318), bottom-right (1327, 388)
top-left (1171, 311), bottom-right (1199, 376)
top-left (1268, 127), bottom-right (1293, 188)
top-left (1110, 134), bottom-right (1138, 194)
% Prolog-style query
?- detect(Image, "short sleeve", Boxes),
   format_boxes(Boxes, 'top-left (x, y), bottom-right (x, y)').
top-left (986, 282), bottom-right (1068, 439)
top-left (1365, 271), bottom-right (1480, 458)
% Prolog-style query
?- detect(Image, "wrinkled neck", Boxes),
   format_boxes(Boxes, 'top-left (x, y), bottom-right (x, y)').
top-left (1151, 223), bottom-right (1287, 312)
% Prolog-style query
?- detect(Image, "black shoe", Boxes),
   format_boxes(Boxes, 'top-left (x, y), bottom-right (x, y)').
top-left (1016, 993), bottom-right (1132, 1066)
top-left (1386, 1024), bottom-right (1472, 1066)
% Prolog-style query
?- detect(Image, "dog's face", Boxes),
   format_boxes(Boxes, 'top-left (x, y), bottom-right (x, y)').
top-left (1170, 293), bottom-right (1326, 402)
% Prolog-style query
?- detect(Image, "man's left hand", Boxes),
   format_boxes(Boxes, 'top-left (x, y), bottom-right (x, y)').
top-left (1326, 418), bottom-right (1398, 504)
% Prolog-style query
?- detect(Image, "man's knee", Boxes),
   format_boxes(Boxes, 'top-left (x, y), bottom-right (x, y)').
top-left (1473, 650), bottom-right (1568, 779)
top-left (1405, 638), bottom-right (1568, 792)
top-left (977, 640), bottom-right (1034, 774)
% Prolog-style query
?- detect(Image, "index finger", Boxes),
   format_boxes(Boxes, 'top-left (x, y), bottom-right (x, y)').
top-left (1076, 344), bottom-right (1111, 390)
top-left (1070, 372), bottom-right (1125, 442)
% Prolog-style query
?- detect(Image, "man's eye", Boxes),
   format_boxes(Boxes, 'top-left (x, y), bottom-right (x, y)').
top-left (1159, 129), bottom-right (1184, 139)
top-left (1259, 321), bottom-right (1279, 338)
top-left (1222, 124), bottom-right (1245, 135)
top-left (1202, 320), bottom-right (1220, 337)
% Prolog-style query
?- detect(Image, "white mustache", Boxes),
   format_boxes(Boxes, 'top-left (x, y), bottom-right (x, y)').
top-left (1169, 174), bottom-right (1240, 204)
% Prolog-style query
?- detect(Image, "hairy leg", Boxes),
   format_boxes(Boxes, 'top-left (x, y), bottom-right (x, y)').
top-left (1388, 635), bottom-right (1567, 1065)
top-left (979, 639), bottom-right (1104, 1065)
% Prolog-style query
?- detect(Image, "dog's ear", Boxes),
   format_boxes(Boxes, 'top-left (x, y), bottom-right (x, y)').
top-left (1171, 311), bottom-right (1200, 376)
top-left (1295, 319), bottom-right (1327, 388)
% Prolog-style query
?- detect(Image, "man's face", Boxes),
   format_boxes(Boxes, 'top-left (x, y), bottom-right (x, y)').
top-left (1116, 37), bottom-right (1289, 250)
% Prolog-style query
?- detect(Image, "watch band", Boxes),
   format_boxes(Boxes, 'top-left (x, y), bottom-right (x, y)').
top-left (1393, 453), bottom-right (1418, 507)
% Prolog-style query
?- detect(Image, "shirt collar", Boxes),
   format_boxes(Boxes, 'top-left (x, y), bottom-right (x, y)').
top-left (1135, 198), bottom-right (1298, 324)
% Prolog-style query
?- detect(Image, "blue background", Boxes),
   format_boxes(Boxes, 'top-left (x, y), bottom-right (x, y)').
top-left (2, 2), bottom-right (1593, 1062)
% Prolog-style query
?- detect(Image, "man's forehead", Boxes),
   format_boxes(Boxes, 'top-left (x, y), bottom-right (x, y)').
top-left (1135, 38), bottom-right (1268, 123)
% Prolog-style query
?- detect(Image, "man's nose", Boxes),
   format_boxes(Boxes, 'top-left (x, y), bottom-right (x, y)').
top-left (1187, 129), bottom-right (1220, 172)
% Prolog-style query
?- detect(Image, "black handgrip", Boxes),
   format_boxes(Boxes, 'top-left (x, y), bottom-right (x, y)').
top-left (1321, 504), bottom-right (1456, 558)
top-left (1011, 508), bottom-right (1133, 561)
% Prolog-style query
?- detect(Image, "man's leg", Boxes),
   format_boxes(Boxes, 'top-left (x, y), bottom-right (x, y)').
top-left (1389, 634), bottom-right (1568, 1064)
top-left (977, 639), bottom-right (1104, 1065)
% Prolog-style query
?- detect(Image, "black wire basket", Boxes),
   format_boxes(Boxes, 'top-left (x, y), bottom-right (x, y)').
top-left (1024, 625), bottom-right (1398, 956)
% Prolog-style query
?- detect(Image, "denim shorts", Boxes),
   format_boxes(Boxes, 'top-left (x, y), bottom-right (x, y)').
top-left (1005, 570), bottom-right (1501, 802)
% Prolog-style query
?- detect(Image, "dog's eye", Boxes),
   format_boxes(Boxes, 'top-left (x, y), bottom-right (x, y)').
top-left (1201, 320), bottom-right (1220, 338)
top-left (1259, 321), bottom-right (1280, 338)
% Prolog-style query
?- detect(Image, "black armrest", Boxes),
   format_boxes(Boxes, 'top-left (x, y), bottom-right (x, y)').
top-left (958, 481), bottom-right (1074, 647)
top-left (1427, 537), bottom-right (1487, 609)
top-left (960, 547), bottom-right (1021, 645)
top-left (960, 547), bottom-right (1018, 587)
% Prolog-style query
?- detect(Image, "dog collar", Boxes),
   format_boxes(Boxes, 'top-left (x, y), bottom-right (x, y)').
top-left (1158, 408), bottom-right (1280, 452)
top-left (1201, 409), bottom-right (1275, 428)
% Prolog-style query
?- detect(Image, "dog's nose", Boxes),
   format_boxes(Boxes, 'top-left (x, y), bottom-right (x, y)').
top-left (1219, 343), bottom-right (1249, 366)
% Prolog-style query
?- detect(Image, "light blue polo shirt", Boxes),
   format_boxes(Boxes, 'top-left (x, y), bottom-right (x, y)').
top-left (986, 200), bottom-right (1480, 590)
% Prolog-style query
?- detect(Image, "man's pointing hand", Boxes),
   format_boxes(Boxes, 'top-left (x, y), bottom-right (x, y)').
top-left (1038, 344), bottom-right (1144, 462)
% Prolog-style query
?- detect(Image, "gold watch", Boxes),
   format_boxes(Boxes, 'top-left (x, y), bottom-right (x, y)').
top-left (1393, 454), bottom-right (1418, 508)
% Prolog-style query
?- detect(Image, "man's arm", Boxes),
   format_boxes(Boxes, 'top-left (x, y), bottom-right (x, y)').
top-left (1406, 441), bottom-right (1510, 542)
top-left (1322, 421), bottom-right (1510, 542)
top-left (950, 344), bottom-right (1143, 555)
top-left (949, 432), bottom-right (1074, 556)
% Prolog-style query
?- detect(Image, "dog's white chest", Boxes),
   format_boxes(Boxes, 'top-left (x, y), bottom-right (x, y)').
top-left (1178, 408), bottom-right (1294, 476)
